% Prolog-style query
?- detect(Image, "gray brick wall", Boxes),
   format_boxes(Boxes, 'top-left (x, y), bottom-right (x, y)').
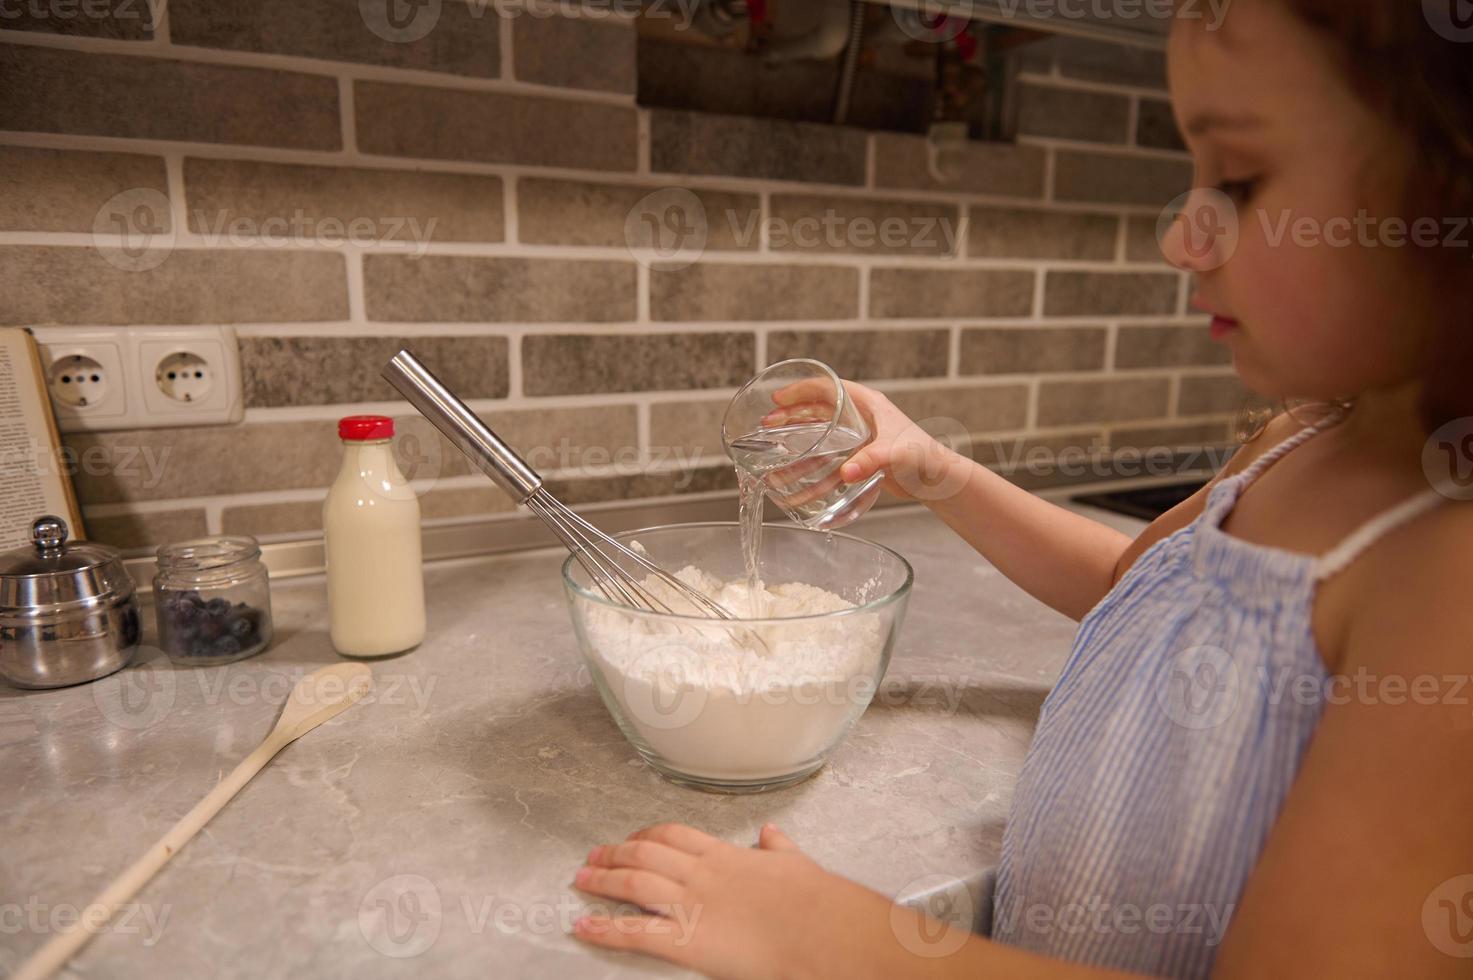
top-left (0, 3), bottom-right (1243, 552)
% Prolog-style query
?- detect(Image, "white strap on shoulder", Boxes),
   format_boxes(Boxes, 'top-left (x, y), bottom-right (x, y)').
top-left (1237, 412), bottom-right (1344, 488)
top-left (1313, 489), bottom-right (1449, 582)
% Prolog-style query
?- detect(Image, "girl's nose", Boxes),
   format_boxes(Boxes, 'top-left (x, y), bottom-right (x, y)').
top-left (1158, 187), bottom-right (1239, 273)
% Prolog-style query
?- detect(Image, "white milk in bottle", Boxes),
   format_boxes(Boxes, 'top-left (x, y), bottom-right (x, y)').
top-left (323, 415), bottom-right (426, 657)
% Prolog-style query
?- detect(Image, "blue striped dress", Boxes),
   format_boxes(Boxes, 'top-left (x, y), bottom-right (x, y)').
top-left (991, 415), bottom-right (1448, 977)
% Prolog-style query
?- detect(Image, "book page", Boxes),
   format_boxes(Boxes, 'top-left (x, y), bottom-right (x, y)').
top-left (0, 329), bottom-right (83, 551)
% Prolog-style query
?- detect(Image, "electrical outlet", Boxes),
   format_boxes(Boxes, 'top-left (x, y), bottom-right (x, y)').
top-left (31, 326), bottom-right (244, 432)
top-left (33, 330), bottom-right (130, 426)
top-left (135, 328), bottom-right (242, 425)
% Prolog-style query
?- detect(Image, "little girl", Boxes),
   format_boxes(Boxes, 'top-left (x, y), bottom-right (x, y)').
top-left (571, 2), bottom-right (1473, 976)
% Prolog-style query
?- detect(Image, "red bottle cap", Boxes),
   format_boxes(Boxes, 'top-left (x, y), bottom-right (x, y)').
top-left (338, 415), bottom-right (395, 441)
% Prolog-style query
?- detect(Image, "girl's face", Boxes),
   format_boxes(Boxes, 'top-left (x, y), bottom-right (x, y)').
top-left (1164, 0), bottom-right (1427, 402)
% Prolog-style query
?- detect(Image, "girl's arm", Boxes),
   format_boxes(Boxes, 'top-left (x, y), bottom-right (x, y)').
top-left (1206, 503), bottom-right (1473, 978)
top-left (831, 381), bottom-right (1134, 621)
top-left (573, 822), bottom-right (1138, 980)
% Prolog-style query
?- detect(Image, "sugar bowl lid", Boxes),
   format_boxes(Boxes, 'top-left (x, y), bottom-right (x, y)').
top-left (0, 516), bottom-right (135, 612)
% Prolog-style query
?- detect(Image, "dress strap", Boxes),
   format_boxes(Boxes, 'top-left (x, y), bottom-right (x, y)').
top-left (1313, 489), bottom-right (1449, 581)
top-left (1233, 411), bottom-right (1345, 490)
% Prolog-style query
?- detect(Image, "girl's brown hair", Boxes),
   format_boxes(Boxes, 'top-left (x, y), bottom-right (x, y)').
top-left (1282, 1), bottom-right (1473, 432)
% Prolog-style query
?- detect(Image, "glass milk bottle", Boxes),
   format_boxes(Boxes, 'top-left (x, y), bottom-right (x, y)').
top-left (323, 415), bottom-right (426, 657)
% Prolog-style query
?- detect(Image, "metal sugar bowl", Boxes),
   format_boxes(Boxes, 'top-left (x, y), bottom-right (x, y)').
top-left (0, 516), bottom-right (142, 689)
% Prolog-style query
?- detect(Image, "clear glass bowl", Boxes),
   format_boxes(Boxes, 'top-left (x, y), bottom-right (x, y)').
top-left (561, 522), bottom-right (913, 793)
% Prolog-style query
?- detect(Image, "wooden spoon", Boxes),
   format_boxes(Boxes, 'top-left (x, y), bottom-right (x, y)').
top-left (15, 662), bottom-right (374, 980)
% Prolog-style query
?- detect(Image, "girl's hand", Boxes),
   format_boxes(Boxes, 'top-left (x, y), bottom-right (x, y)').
top-left (765, 378), bottom-right (971, 504)
top-left (572, 822), bottom-right (906, 980)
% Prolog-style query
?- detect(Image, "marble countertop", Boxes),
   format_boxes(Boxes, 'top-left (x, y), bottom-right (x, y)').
top-left (1, 501), bottom-right (1145, 978)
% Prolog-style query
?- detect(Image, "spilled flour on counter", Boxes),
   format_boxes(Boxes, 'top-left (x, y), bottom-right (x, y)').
top-left (581, 561), bottom-right (886, 782)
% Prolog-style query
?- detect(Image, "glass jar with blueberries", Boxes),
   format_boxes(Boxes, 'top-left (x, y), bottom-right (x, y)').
top-left (153, 536), bottom-right (274, 666)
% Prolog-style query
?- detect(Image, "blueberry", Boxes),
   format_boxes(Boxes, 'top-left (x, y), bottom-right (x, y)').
top-left (211, 635), bottom-right (242, 658)
top-left (205, 597), bottom-right (231, 618)
top-left (228, 617), bottom-right (253, 640)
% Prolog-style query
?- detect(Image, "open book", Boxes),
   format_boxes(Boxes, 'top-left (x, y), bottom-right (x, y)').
top-left (0, 328), bottom-right (84, 551)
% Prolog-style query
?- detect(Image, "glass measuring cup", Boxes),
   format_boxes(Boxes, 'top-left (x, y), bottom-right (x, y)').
top-left (721, 359), bottom-right (886, 531)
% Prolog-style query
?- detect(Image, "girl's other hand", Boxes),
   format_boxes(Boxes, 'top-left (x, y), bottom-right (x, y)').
top-left (572, 822), bottom-right (909, 980)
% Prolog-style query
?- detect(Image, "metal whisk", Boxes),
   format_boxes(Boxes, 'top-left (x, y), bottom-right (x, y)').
top-left (381, 349), bottom-right (742, 621)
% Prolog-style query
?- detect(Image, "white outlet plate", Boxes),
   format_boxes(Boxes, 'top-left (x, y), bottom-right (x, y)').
top-left (31, 326), bottom-right (244, 432)
top-left (35, 330), bottom-right (130, 425)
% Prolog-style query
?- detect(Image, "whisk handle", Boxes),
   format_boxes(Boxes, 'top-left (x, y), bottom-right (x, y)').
top-left (382, 349), bottom-right (542, 502)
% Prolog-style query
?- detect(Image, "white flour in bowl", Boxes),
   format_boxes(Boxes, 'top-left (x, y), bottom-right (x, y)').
top-left (580, 563), bottom-right (886, 782)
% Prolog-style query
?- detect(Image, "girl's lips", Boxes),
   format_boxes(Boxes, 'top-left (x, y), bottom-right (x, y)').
top-left (1209, 315), bottom-right (1240, 341)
